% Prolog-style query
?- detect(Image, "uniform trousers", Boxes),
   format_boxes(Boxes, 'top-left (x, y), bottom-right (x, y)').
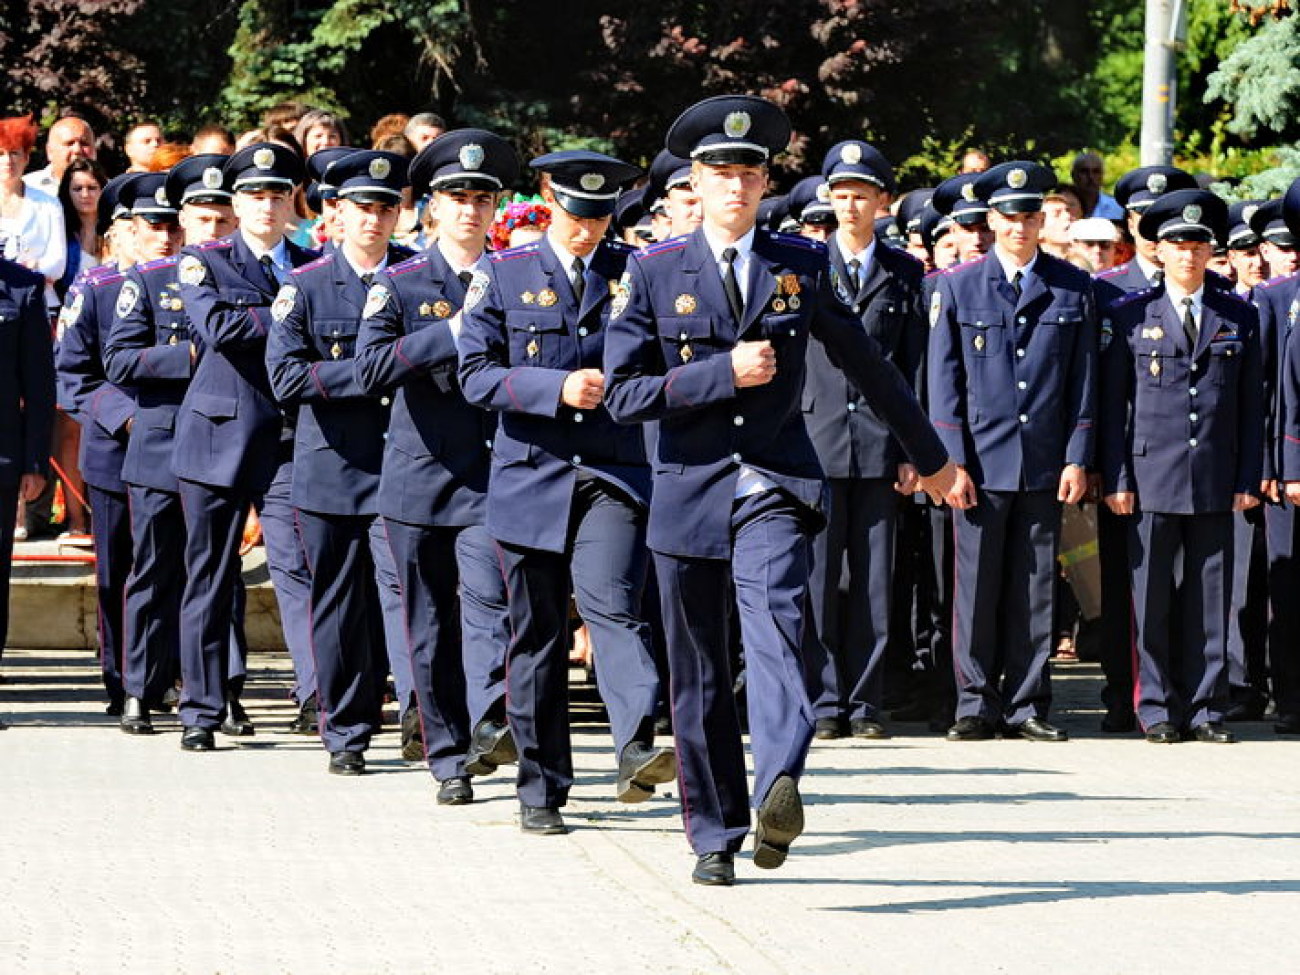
top-left (1264, 503), bottom-right (1300, 716)
top-left (87, 484), bottom-right (129, 707)
top-left (495, 478), bottom-right (658, 808)
top-left (0, 485), bottom-right (16, 662)
top-left (1096, 506), bottom-right (1137, 715)
top-left (805, 477), bottom-right (898, 722)
top-left (655, 489), bottom-right (818, 857)
top-left (257, 460), bottom-right (316, 706)
top-left (953, 488), bottom-right (1060, 725)
top-left (1226, 507), bottom-right (1268, 706)
top-left (1129, 510), bottom-right (1231, 730)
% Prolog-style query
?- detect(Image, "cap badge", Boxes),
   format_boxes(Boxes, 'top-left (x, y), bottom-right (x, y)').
top-left (816, 183), bottom-right (830, 203)
top-left (1148, 173), bottom-right (1167, 194)
top-left (155, 187), bottom-right (169, 206)
top-left (459, 144), bottom-right (484, 171)
top-left (253, 148), bottom-right (275, 170)
top-left (961, 183), bottom-right (977, 202)
top-left (1183, 204), bottom-right (1202, 224)
top-left (840, 143), bottom-right (863, 165)
top-left (723, 111), bottom-right (752, 139)
top-left (1007, 168), bottom-right (1028, 190)
top-left (369, 157), bottom-right (391, 180)
top-left (202, 167), bottom-right (223, 189)
top-left (580, 173), bottom-right (606, 192)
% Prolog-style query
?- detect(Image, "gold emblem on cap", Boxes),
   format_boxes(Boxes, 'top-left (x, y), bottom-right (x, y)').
top-left (1244, 204), bottom-right (1259, 222)
top-left (330, 342), bottom-right (342, 360)
top-left (724, 111), bottom-right (752, 138)
top-left (369, 157), bottom-right (391, 180)
top-left (202, 167), bottom-right (223, 189)
top-left (537, 289), bottom-right (558, 307)
top-left (459, 144), bottom-right (484, 171)
top-left (253, 147), bottom-right (275, 170)
top-left (816, 183), bottom-right (830, 203)
top-left (431, 300), bottom-right (452, 318)
top-left (155, 187), bottom-right (169, 205)
top-left (580, 173), bottom-right (606, 192)
top-left (1148, 173), bottom-right (1167, 194)
top-left (1007, 167), bottom-right (1028, 189)
top-left (840, 143), bottom-right (863, 165)
top-left (526, 338), bottom-right (539, 358)
top-left (1183, 204), bottom-right (1202, 224)
top-left (674, 293), bottom-right (697, 314)
top-left (522, 291), bottom-right (536, 304)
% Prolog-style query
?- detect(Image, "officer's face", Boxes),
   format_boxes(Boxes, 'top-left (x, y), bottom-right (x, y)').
top-left (180, 203), bottom-right (237, 246)
top-left (547, 202), bottom-right (610, 259)
top-left (339, 198), bottom-right (400, 249)
top-left (1262, 241), bottom-right (1300, 277)
top-left (800, 221), bottom-right (834, 242)
top-left (988, 208), bottom-right (1044, 255)
top-left (233, 188), bottom-right (293, 239)
top-left (1071, 238), bottom-right (1117, 272)
top-left (951, 219), bottom-right (992, 261)
top-left (1228, 245), bottom-right (1266, 289)
top-left (1155, 239), bottom-right (1212, 290)
top-left (932, 233), bottom-right (961, 269)
top-left (431, 189), bottom-right (496, 250)
top-left (105, 219), bottom-right (136, 267)
top-left (1128, 209), bottom-right (1158, 261)
top-left (828, 181), bottom-right (883, 237)
top-left (664, 186), bottom-right (702, 237)
top-left (133, 216), bottom-right (182, 262)
top-left (906, 232), bottom-right (930, 267)
top-left (692, 163), bottom-right (766, 234)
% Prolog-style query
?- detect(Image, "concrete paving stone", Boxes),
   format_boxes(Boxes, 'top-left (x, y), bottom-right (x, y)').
top-left (1, 649), bottom-right (1298, 974)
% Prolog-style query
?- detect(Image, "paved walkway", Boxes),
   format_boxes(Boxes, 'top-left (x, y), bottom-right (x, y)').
top-left (2, 646), bottom-right (1298, 974)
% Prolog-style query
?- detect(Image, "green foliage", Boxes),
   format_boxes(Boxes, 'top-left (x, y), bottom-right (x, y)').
top-left (1206, 14), bottom-right (1300, 140)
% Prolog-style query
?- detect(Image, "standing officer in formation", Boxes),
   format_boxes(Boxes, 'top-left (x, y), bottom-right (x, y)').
top-left (172, 143), bottom-right (319, 751)
top-left (356, 130), bottom-right (519, 792)
top-left (459, 149), bottom-right (674, 835)
top-left (645, 150), bottom-right (701, 240)
top-left (1252, 197), bottom-right (1300, 280)
top-left (928, 160), bottom-right (1096, 743)
top-left (931, 172), bottom-right (993, 264)
top-left (604, 95), bottom-right (955, 885)
top-left (1100, 189), bottom-right (1261, 744)
top-left (802, 139), bottom-right (926, 741)
top-left (265, 150), bottom-right (414, 776)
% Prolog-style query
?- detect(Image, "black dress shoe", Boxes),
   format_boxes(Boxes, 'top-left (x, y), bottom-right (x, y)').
top-left (1101, 707), bottom-right (1137, 733)
top-left (519, 803), bottom-right (567, 835)
top-left (946, 716), bottom-right (995, 741)
top-left (220, 698), bottom-right (255, 737)
top-left (400, 706), bottom-right (424, 762)
top-left (1009, 717), bottom-right (1069, 742)
top-left (1274, 713), bottom-right (1300, 735)
top-left (616, 741), bottom-right (677, 803)
top-left (119, 696), bottom-right (154, 735)
top-left (753, 774), bottom-right (804, 870)
top-left (159, 685), bottom-right (180, 713)
top-left (287, 695), bottom-right (319, 735)
top-left (180, 726), bottom-right (215, 751)
top-left (105, 697), bottom-right (125, 717)
top-left (436, 776), bottom-right (473, 805)
top-left (1188, 721), bottom-right (1237, 743)
top-left (813, 716), bottom-right (847, 740)
top-left (328, 750), bottom-right (366, 775)
top-left (692, 852), bottom-right (735, 887)
top-left (1144, 721), bottom-right (1180, 744)
top-left (1224, 698), bottom-right (1267, 722)
top-left (850, 718), bottom-right (889, 739)
top-left (465, 719), bottom-right (518, 777)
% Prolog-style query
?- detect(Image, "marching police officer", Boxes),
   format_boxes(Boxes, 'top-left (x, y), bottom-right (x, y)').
top-left (929, 160), bottom-right (1096, 743)
top-left (604, 96), bottom-right (954, 885)
top-left (646, 149), bottom-right (701, 240)
top-left (1101, 189), bottom-right (1262, 744)
top-left (355, 129), bottom-right (519, 794)
top-left (459, 148), bottom-right (674, 836)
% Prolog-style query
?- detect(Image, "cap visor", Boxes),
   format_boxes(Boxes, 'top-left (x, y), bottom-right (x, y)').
top-left (553, 190), bottom-right (616, 219)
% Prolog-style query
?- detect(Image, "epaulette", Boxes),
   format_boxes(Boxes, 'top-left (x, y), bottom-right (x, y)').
top-left (639, 237), bottom-right (689, 259)
top-left (290, 254), bottom-right (333, 276)
top-left (490, 241), bottom-right (541, 263)
top-left (195, 235), bottom-right (232, 251)
top-left (388, 253), bottom-right (429, 276)
top-left (1110, 287), bottom-right (1153, 311)
top-left (1094, 263), bottom-right (1128, 280)
top-left (770, 231), bottom-right (828, 254)
top-left (80, 264), bottom-right (117, 285)
top-left (603, 239), bottom-right (635, 256)
top-left (136, 255), bottom-right (179, 274)
top-left (93, 267), bottom-right (127, 287)
top-left (1258, 271), bottom-right (1300, 291)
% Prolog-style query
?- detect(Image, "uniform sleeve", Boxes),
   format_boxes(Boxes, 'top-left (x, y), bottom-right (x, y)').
top-left (19, 277), bottom-right (56, 476)
top-left (1236, 310), bottom-right (1265, 495)
top-left (178, 249), bottom-right (273, 351)
top-left (603, 257), bottom-right (737, 423)
top-left (104, 272), bottom-right (193, 385)
top-left (1063, 283), bottom-right (1098, 469)
top-left (354, 274), bottom-right (458, 394)
top-left (1097, 312), bottom-right (1135, 496)
top-left (458, 267), bottom-right (568, 416)
top-left (55, 283), bottom-right (133, 438)
top-left (266, 283), bottom-right (367, 404)
top-left (1254, 286), bottom-right (1281, 483)
top-left (925, 273), bottom-right (969, 468)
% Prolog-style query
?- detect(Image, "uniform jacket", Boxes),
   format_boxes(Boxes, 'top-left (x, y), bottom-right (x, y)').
top-left (354, 245), bottom-right (495, 529)
top-left (1094, 258), bottom-right (1155, 313)
top-left (1252, 273), bottom-right (1300, 483)
top-left (1100, 284), bottom-right (1263, 513)
top-left (103, 257), bottom-right (194, 492)
top-left (1, 259), bottom-right (55, 488)
top-left (459, 236), bottom-right (650, 553)
top-left (173, 233), bottom-right (318, 494)
top-left (603, 227), bottom-right (947, 560)
top-left (928, 250), bottom-right (1097, 492)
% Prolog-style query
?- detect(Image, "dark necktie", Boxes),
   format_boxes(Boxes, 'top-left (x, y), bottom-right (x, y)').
top-left (1151, 268), bottom-right (1165, 288)
top-left (1182, 295), bottom-right (1198, 350)
top-left (361, 272), bottom-right (374, 289)
top-left (721, 246), bottom-right (743, 322)
top-left (1010, 269), bottom-right (1023, 301)
top-left (259, 254), bottom-right (278, 289)
top-left (847, 257), bottom-right (862, 294)
top-left (457, 270), bottom-right (473, 291)
top-left (572, 257), bottom-right (585, 304)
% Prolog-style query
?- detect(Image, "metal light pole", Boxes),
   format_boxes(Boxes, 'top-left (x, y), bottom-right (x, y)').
top-left (1140, 0), bottom-right (1188, 166)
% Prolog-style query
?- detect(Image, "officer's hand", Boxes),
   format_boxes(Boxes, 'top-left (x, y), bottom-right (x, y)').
top-left (1287, 482), bottom-right (1300, 507)
top-left (895, 463), bottom-right (919, 495)
top-left (125, 417), bottom-right (134, 435)
top-left (941, 463), bottom-right (976, 509)
top-left (19, 473), bottom-right (45, 503)
top-left (1262, 479), bottom-right (1280, 503)
top-left (1058, 464), bottom-right (1088, 505)
top-left (731, 340), bottom-right (776, 387)
top-left (1105, 492), bottom-right (1136, 515)
top-left (561, 368), bottom-right (605, 409)
top-left (1234, 492), bottom-right (1261, 512)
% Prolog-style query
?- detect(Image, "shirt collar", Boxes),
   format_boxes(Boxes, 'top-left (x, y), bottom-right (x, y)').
top-left (1165, 281), bottom-right (1205, 315)
top-left (702, 224), bottom-right (756, 266)
top-left (242, 232), bottom-right (289, 269)
top-left (993, 244), bottom-right (1037, 285)
top-left (836, 234), bottom-right (876, 273)
top-left (1136, 254), bottom-right (1163, 284)
top-left (437, 239), bottom-right (488, 277)
top-left (341, 248), bottom-right (388, 280)
top-left (545, 232), bottom-right (591, 274)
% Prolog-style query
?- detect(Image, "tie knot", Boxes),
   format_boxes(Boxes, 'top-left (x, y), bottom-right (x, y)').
top-left (1182, 296), bottom-right (1193, 308)
top-left (849, 258), bottom-right (861, 272)
top-left (573, 257), bottom-right (585, 275)
top-left (722, 247), bottom-right (738, 264)
top-left (458, 270), bottom-right (473, 289)
top-left (361, 272), bottom-right (374, 288)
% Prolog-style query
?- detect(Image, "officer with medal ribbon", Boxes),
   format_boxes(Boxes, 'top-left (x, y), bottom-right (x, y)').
top-left (603, 95), bottom-right (955, 885)
top-left (1101, 189), bottom-right (1262, 744)
top-left (355, 129), bottom-right (519, 798)
top-left (171, 142), bottom-right (320, 752)
top-left (928, 160), bottom-right (1096, 744)
top-left (459, 148), bottom-right (674, 837)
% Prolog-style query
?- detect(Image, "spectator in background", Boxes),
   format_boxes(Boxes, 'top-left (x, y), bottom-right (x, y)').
top-left (24, 115), bottom-right (96, 197)
top-left (1071, 151), bottom-right (1124, 219)
top-left (123, 121), bottom-right (163, 173)
top-left (404, 113), bottom-right (446, 152)
top-left (1040, 185), bottom-right (1083, 260)
top-left (1068, 217), bottom-right (1121, 272)
top-left (191, 123), bottom-right (235, 155)
top-left (56, 158), bottom-right (108, 296)
top-left (370, 114), bottom-right (410, 147)
top-left (294, 109), bottom-right (348, 157)
top-left (959, 149), bottom-right (990, 174)
top-left (263, 101), bottom-right (309, 131)
top-left (1, 115), bottom-right (68, 311)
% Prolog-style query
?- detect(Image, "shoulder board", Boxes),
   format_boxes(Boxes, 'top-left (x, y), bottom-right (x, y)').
top-left (1216, 286), bottom-right (1252, 306)
top-left (1110, 287), bottom-right (1153, 310)
top-left (769, 231), bottom-right (828, 254)
top-left (195, 236), bottom-right (231, 251)
top-left (1258, 271), bottom-right (1300, 291)
top-left (1094, 263), bottom-right (1129, 280)
top-left (136, 255), bottom-right (179, 275)
top-left (603, 239), bottom-right (635, 256)
top-left (93, 267), bottom-right (126, 287)
top-left (80, 264), bottom-right (116, 285)
top-left (290, 254), bottom-right (333, 276)
top-left (489, 241), bottom-right (541, 263)
top-left (389, 253), bottom-right (430, 276)
top-left (640, 237), bottom-right (689, 258)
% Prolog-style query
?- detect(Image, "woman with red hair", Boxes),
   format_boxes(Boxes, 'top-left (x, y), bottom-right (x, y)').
top-left (0, 115), bottom-right (67, 312)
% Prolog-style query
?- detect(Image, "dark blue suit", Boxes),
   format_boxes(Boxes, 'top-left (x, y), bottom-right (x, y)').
top-left (55, 265), bottom-right (133, 705)
top-left (460, 236), bottom-right (660, 809)
top-left (604, 227), bottom-right (947, 855)
top-left (355, 244), bottom-right (509, 781)
top-left (802, 239), bottom-right (926, 725)
top-left (0, 259), bottom-right (55, 658)
top-left (1101, 285), bottom-right (1263, 730)
top-left (1265, 273), bottom-right (1300, 718)
top-left (928, 250), bottom-right (1096, 726)
top-left (174, 232), bottom-right (318, 731)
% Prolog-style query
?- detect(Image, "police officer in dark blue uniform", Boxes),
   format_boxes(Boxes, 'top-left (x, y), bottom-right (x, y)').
top-left (356, 130), bottom-right (518, 794)
top-left (1251, 195), bottom-right (1300, 280)
top-left (929, 160), bottom-right (1097, 743)
top-left (604, 96), bottom-right (955, 885)
top-left (172, 143), bottom-right (319, 751)
top-left (784, 175), bottom-right (836, 243)
top-left (1101, 189), bottom-right (1262, 744)
top-left (931, 171), bottom-right (993, 264)
top-left (800, 140), bottom-right (926, 741)
top-left (459, 148), bottom-right (674, 836)
top-left (266, 149), bottom-right (415, 776)
top-left (646, 149), bottom-right (701, 240)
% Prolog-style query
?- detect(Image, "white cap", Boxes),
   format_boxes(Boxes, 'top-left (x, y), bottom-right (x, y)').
top-left (1069, 217), bottom-right (1120, 243)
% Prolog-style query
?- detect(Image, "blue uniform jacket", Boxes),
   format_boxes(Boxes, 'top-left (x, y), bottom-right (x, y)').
top-left (55, 265), bottom-right (134, 493)
top-left (459, 236), bottom-right (651, 553)
top-left (1, 259), bottom-right (56, 488)
top-left (354, 245), bottom-right (495, 529)
top-left (265, 244), bottom-right (411, 516)
top-left (173, 233), bottom-right (318, 494)
top-left (102, 257), bottom-right (194, 492)
top-left (804, 240), bottom-right (926, 479)
top-left (928, 251), bottom-right (1097, 491)
top-left (603, 227), bottom-right (947, 560)
top-left (1100, 285), bottom-right (1263, 512)
top-left (1252, 273), bottom-right (1300, 483)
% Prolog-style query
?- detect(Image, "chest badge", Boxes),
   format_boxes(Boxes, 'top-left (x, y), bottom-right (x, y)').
top-left (973, 334), bottom-right (985, 352)
top-left (681, 343), bottom-right (694, 363)
top-left (779, 273), bottom-right (801, 296)
top-left (537, 289), bottom-right (558, 307)
top-left (526, 338), bottom-right (539, 358)
top-left (772, 298), bottom-right (787, 313)
top-left (418, 302), bottom-right (432, 316)
top-left (1149, 358), bottom-right (1161, 377)
top-left (788, 295), bottom-right (801, 310)
top-left (522, 291), bottom-right (536, 305)
top-left (674, 293), bottom-right (697, 315)
top-left (330, 341), bottom-right (343, 360)
top-left (431, 300), bottom-right (453, 319)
